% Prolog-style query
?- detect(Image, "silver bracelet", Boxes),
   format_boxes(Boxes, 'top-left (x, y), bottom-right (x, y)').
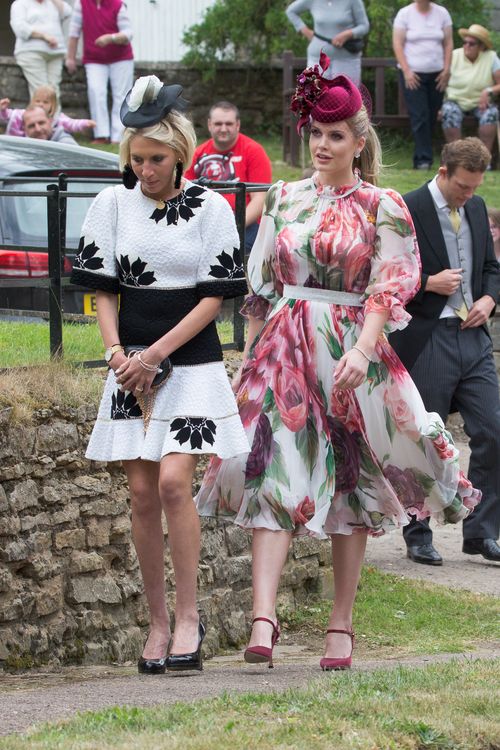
top-left (137, 352), bottom-right (161, 373)
top-left (352, 344), bottom-right (371, 363)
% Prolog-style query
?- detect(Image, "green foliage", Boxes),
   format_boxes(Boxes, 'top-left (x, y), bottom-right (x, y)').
top-left (182, 0), bottom-right (307, 77)
top-left (182, 0), bottom-right (494, 79)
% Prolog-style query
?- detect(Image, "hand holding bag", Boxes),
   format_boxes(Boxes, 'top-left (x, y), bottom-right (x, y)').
top-left (314, 31), bottom-right (364, 55)
top-left (124, 345), bottom-right (173, 431)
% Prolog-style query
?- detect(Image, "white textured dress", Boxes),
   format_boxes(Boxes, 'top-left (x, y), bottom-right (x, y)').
top-left (71, 180), bottom-right (250, 462)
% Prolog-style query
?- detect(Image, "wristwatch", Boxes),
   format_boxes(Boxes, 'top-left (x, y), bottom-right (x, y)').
top-left (486, 86), bottom-right (493, 96)
top-left (104, 344), bottom-right (124, 363)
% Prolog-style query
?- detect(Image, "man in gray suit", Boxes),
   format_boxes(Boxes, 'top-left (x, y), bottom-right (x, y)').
top-left (390, 138), bottom-right (500, 564)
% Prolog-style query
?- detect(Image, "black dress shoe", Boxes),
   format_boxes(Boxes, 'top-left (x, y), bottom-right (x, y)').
top-left (137, 655), bottom-right (168, 674)
top-left (462, 538), bottom-right (500, 561)
top-left (166, 621), bottom-right (206, 672)
top-left (406, 543), bottom-right (443, 566)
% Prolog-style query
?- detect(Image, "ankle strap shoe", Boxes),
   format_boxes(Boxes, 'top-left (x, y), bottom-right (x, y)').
top-left (244, 617), bottom-right (280, 669)
top-left (320, 628), bottom-right (355, 671)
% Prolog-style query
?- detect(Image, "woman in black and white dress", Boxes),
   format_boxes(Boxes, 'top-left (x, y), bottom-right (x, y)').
top-left (71, 76), bottom-right (249, 673)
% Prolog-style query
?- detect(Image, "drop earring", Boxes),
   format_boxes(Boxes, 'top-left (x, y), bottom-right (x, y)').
top-left (122, 164), bottom-right (138, 189)
top-left (174, 161), bottom-right (183, 189)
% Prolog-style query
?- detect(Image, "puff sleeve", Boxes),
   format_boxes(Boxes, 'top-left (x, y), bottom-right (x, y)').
top-left (361, 189), bottom-right (421, 333)
top-left (240, 180), bottom-right (283, 320)
top-left (196, 190), bottom-right (247, 300)
top-left (70, 186), bottom-right (119, 294)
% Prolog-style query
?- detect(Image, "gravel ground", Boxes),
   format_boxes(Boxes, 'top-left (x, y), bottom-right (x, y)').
top-left (1, 646), bottom-right (499, 737)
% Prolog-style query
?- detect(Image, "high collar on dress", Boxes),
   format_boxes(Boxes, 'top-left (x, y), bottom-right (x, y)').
top-left (312, 171), bottom-right (363, 198)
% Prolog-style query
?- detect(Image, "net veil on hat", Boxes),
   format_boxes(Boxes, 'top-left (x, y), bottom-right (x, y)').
top-left (290, 52), bottom-right (371, 132)
top-left (120, 75), bottom-right (188, 128)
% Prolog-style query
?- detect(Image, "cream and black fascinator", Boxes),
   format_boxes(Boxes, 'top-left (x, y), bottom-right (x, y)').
top-left (120, 75), bottom-right (188, 128)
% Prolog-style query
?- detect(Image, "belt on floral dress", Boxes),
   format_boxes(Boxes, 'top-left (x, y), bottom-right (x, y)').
top-left (283, 285), bottom-right (363, 306)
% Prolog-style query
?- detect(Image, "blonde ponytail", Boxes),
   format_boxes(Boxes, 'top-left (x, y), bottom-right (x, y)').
top-left (348, 108), bottom-right (382, 186)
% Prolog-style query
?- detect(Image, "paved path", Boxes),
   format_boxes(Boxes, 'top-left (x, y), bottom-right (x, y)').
top-left (365, 522), bottom-right (500, 596)
top-left (364, 440), bottom-right (499, 598)
top-left (1, 646), bottom-right (499, 737)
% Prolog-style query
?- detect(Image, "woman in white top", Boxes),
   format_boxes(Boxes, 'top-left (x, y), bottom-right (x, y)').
top-left (393, 0), bottom-right (453, 169)
top-left (10, 0), bottom-right (72, 99)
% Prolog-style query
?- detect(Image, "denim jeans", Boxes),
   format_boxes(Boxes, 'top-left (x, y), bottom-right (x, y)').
top-left (400, 71), bottom-right (444, 168)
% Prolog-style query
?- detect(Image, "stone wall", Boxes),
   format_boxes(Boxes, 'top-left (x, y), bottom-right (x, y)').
top-left (0, 401), bottom-right (328, 670)
top-left (0, 57), bottom-right (283, 136)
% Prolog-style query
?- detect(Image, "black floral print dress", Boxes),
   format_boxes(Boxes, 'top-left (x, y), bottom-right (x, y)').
top-left (71, 181), bottom-right (249, 462)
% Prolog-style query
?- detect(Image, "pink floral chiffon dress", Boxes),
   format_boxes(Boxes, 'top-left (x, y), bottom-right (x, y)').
top-left (195, 175), bottom-right (480, 537)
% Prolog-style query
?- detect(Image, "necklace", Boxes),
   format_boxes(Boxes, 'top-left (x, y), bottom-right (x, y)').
top-left (154, 191), bottom-right (181, 210)
top-left (141, 188), bottom-right (179, 209)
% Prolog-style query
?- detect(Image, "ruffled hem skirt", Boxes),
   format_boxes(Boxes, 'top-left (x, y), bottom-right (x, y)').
top-left (195, 298), bottom-right (481, 538)
top-left (86, 361), bottom-right (250, 462)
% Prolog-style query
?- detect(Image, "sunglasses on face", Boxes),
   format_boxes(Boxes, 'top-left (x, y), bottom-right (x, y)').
top-left (463, 40), bottom-right (479, 47)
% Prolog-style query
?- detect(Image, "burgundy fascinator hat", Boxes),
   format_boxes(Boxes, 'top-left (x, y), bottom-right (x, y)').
top-left (290, 52), bottom-right (371, 132)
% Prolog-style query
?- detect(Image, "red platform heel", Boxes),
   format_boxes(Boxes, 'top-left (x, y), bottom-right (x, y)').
top-left (320, 628), bottom-right (355, 671)
top-left (244, 617), bottom-right (280, 668)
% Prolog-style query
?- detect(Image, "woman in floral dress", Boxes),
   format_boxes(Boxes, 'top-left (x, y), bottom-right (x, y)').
top-left (196, 55), bottom-right (480, 670)
top-left (71, 76), bottom-right (249, 673)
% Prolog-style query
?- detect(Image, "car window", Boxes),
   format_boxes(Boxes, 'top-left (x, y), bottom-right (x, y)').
top-left (0, 180), bottom-right (119, 248)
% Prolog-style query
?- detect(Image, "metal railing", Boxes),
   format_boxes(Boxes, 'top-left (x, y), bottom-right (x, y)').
top-left (0, 174), bottom-right (271, 366)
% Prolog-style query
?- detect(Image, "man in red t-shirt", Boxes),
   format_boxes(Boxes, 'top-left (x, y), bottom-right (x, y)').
top-left (185, 101), bottom-right (272, 253)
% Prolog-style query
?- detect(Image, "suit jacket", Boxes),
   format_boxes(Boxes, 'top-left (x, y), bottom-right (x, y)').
top-left (389, 183), bottom-right (500, 371)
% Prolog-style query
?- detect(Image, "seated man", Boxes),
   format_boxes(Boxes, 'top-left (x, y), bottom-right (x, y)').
top-left (441, 24), bottom-right (500, 156)
top-left (23, 105), bottom-right (77, 144)
top-left (185, 101), bottom-right (272, 253)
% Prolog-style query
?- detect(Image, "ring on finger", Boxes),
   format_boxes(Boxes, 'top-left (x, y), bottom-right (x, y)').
top-left (136, 386), bottom-right (143, 392)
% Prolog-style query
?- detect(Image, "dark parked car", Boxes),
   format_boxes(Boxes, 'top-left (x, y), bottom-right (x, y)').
top-left (0, 135), bottom-right (120, 314)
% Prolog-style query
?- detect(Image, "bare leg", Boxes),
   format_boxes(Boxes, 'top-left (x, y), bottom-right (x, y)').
top-left (248, 528), bottom-right (292, 648)
top-left (478, 124), bottom-right (497, 155)
top-left (123, 459), bottom-right (171, 659)
top-left (159, 453), bottom-right (200, 654)
top-left (443, 126), bottom-right (461, 143)
top-left (324, 533), bottom-right (368, 659)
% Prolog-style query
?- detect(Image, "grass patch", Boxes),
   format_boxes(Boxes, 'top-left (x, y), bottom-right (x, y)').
top-left (0, 360), bottom-right (103, 421)
top-left (0, 320), bottom-right (235, 368)
top-left (84, 133), bottom-right (500, 210)
top-left (0, 320), bottom-right (238, 419)
top-left (258, 132), bottom-right (499, 205)
top-left (0, 660), bottom-right (498, 749)
top-left (3, 134), bottom-right (497, 367)
top-left (281, 567), bottom-right (500, 657)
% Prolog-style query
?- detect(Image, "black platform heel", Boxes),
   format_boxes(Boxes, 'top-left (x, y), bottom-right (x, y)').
top-left (137, 632), bottom-right (170, 674)
top-left (137, 654), bottom-right (168, 674)
top-left (166, 620), bottom-right (206, 672)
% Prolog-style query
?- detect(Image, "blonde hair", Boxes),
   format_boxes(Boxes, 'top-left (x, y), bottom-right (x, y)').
top-left (346, 106), bottom-right (382, 186)
top-left (31, 85), bottom-right (58, 118)
top-left (119, 110), bottom-right (196, 171)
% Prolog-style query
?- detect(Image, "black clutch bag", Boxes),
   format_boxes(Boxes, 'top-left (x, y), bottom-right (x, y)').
top-left (343, 37), bottom-right (364, 54)
top-left (124, 345), bottom-right (173, 388)
top-left (313, 31), bottom-right (364, 55)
